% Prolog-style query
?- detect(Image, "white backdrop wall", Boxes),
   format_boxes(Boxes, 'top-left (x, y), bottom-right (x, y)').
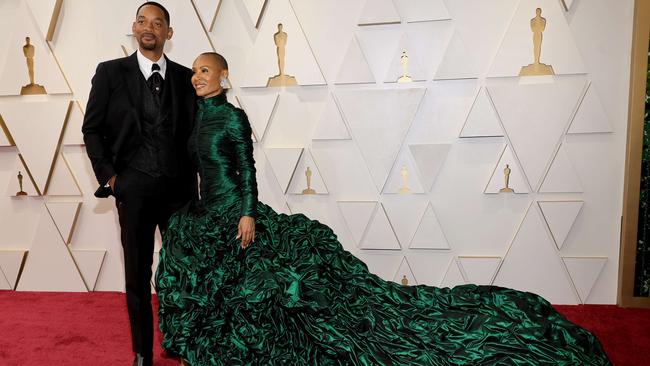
top-left (0, 0), bottom-right (634, 304)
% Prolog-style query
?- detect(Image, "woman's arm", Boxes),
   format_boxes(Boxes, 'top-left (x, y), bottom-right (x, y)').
top-left (227, 108), bottom-right (258, 248)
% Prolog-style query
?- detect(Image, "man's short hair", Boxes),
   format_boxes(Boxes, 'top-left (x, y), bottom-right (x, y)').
top-left (136, 1), bottom-right (170, 25)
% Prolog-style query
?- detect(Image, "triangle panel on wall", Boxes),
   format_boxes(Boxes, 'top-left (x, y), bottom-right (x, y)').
top-left (459, 88), bottom-right (503, 138)
top-left (287, 149), bottom-right (328, 195)
top-left (238, 93), bottom-right (279, 141)
top-left (62, 101), bottom-right (85, 145)
top-left (46, 153), bottom-right (83, 196)
top-left (46, 201), bottom-right (81, 244)
top-left (568, 82), bottom-right (613, 134)
top-left (360, 203), bottom-right (401, 250)
top-left (0, 250), bottom-right (28, 290)
top-left (312, 94), bottom-right (351, 140)
top-left (242, 0), bottom-right (325, 87)
top-left (458, 256), bottom-right (501, 285)
top-left (393, 0), bottom-right (450, 23)
top-left (338, 201), bottom-right (377, 245)
top-left (441, 258), bottom-right (466, 288)
top-left (393, 256), bottom-right (417, 285)
top-left (539, 143), bottom-right (583, 193)
top-left (16, 206), bottom-right (87, 292)
top-left (408, 143), bottom-right (451, 192)
top-left (493, 204), bottom-right (579, 304)
top-left (538, 200), bottom-right (584, 250)
top-left (71, 249), bottom-right (106, 291)
top-left (265, 147), bottom-right (303, 194)
top-left (5, 155), bottom-right (39, 197)
top-left (334, 35), bottom-right (375, 85)
top-left (358, 0), bottom-right (401, 26)
top-left (435, 32), bottom-right (479, 80)
top-left (562, 257), bottom-right (607, 303)
top-left (382, 148), bottom-right (425, 194)
top-left (484, 145), bottom-right (529, 194)
top-left (337, 88), bottom-right (425, 191)
top-left (0, 99), bottom-right (70, 195)
top-left (409, 203), bottom-right (449, 250)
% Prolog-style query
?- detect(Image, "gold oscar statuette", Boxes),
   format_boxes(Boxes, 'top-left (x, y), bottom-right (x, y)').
top-left (20, 37), bottom-right (47, 95)
top-left (398, 166), bottom-right (411, 194)
top-left (519, 8), bottom-right (555, 77)
top-left (302, 166), bottom-right (316, 195)
top-left (267, 23), bottom-right (298, 87)
top-left (499, 164), bottom-right (515, 193)
top-left (16, 171), bottom-right (28, 196)
top-left (397, 51), bottom-right (413, 83)
top-left (401, 275), bottom-right (409, 286)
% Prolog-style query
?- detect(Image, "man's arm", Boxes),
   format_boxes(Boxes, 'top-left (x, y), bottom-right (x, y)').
top-left (82, 63), bottom-right (116, 187)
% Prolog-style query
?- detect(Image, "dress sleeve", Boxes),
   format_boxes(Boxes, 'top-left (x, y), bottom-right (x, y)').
top-left (227, 108), bottom-right (258, 218)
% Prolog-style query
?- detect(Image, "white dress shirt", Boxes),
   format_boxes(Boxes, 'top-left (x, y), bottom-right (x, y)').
top-left (136, 49), bottom-right (167, 80)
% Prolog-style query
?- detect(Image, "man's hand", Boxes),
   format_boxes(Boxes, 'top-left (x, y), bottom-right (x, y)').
top-left (236, 216), bottom-right (256, 249)
top-left (108, 175), bottom-right (117, 193)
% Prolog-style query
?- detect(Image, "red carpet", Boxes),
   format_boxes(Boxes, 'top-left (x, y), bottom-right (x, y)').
top-left (0, 291), bottom-right (647, 365)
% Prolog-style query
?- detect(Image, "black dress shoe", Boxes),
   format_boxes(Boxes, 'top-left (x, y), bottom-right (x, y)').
top-left (132, 353), bottom-right (153, 366)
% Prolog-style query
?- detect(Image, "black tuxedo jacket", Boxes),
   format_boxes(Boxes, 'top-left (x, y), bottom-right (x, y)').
top-left (82, 53), bottom-right (197, 198)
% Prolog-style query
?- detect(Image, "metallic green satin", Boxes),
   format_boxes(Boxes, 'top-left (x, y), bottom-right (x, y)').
top-left (156, 94), bottom-right (610, 365)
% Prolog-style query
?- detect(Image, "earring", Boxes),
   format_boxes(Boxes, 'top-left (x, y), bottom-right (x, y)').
top-left (220, 78), bottom-right (228, 89)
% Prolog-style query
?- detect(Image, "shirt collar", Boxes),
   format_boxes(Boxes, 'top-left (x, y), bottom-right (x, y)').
top-left (136, 49), bottom-right (167, 80)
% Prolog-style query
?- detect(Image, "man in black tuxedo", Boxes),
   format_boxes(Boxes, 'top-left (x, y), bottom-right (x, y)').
top-left (82, 3), bottom-right (196, 365)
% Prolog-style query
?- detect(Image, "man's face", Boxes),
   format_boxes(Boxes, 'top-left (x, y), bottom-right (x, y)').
top-left (132, 5), bottom-right (172, 52)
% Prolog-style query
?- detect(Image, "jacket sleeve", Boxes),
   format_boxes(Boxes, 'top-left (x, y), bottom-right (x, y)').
top-left (81, 62), bottom-right (115, 186)
top-left (227, 108), bottom-right (258, 218)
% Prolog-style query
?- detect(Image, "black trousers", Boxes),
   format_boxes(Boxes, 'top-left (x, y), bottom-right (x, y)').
top-left (114, 168), bottom-right (188, 357)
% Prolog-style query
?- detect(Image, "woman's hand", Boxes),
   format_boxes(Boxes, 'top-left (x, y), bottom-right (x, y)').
top-left (237, 216), bottom-right (256, 249)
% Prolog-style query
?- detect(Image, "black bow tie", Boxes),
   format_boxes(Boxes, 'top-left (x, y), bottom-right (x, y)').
top-left (148, 63), bottom-right (163, 96)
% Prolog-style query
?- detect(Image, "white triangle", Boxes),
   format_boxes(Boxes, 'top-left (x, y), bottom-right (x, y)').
top-left (0, 250), bottom-right (27, 289)
top-left (407, 252), bottom-right (454, 286)
top-left (435, 32), bottom-right (479, 80)
top-left (488, 0), bottom-right (586, 77)
top-left (265, 147), bottom-right (302, 194)
top-left (287, 149), bottom-right (328, 195)
top-left (356, 26), bottom-right (403, 82)
top-left (312, 94), bottom-right (351, 140)
top-left (562, 257), bottom-right (607, 303)
top-left (337, 88), bottom-right (425, 190)
top-left (338, 201), bottom-right (376, 245)
top-left (46, 201), bottom-right (81, 244)
top-left (441, 258), bottom-right (466, 288)
top-left (408, 143), bottom-right (451, 191)
top-left (193, 0), bottom-right (222, 31)
top-left (360, 203), bottom-right (401, 250)
top-left (561, 0), bottom-right (575, 11)
top-left (539, 143), bottom-right (583, 193)
top-left (334, 35), bottom-right (375, 85)
top-left (16, 206), bottom-right (86, 291)
top-left (356, 251), bottom-right (403, 281)
top-left (488, 77), bottom-right (587, 190)
top-left (458, 257), bottom-right (501, 285)
top-left (71, 249), bottom-right (106, 291)
top-left (383, 148), bottom-right (425, 194)
top-left (493, 204), bottom-right (579, 304)
top-left (393, 0), bottom-right (450, 22)
top-left (46, 153), bottom-right (82, 196)
top-left (401, 21), bottom-right (454, 80)
top-left (384, 34), bottom-right (428, 83)
top-left (242, 0), bottom-right (325, 87)
top-left (0, 268), bottom-right (10, 290)
top-left (485, 145), bottom-right (530, 194)
top-left (568, 83), bottom-right (613, 134)
top-left (5, 155), bottom-right (39, 197)
top-left (0, 116), bottom-right (12, 146)
top-left (358, 0), bottom-right (401, 25)
top-left (538, 201), bottom-right (583, 250)
top-left (238, 93), bottom-right (278, 141)
top-left (242, 0), bottom-right (267, 28)
top-left (0, 99), bottom-right (70, 194)
top-left (409, 203), bottom-right (449, 250)
top-left (62, 101), bottom-right (85, 145)
top-left (382, 197), bottom-right (428, 245)
top-left (459, 88), bottom-right (503, 138)
top-left (0, 2), bottom-right (70, 95)
top-left (393, 257), bottom-right (417, 285)
top-left (25, 0), bottom-right (62, 41)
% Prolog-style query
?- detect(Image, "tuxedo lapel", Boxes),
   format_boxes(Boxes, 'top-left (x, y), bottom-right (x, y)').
top-left (122, 53), bottom-right (144, 132)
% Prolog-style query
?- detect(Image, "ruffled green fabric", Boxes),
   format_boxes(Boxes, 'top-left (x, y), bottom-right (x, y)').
top-left (156, 94), bottom-right (610, 365)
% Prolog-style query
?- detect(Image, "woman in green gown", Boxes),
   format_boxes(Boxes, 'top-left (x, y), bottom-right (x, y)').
top-left (155, 53), bottom-right (610, 366)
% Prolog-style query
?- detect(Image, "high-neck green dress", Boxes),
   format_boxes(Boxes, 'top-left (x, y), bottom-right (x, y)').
top-left (156, 93), bottom-right (610, 365)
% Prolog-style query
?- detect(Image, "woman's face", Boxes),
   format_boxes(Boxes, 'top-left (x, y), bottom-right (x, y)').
top-left (191, 55), bottom-right (228, 98)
